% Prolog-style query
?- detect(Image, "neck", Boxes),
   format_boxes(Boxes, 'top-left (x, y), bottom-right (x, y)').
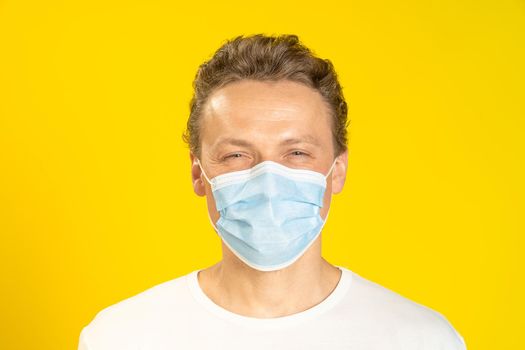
top-left (197, 235), bottom-right (342, 318)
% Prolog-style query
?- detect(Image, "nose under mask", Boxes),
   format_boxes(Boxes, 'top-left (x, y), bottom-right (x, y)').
top-left (196, 159), bottom-right (336, 272)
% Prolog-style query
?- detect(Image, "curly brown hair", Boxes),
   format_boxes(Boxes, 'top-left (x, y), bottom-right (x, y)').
top-left (182, 33), bottom-right (349, 159)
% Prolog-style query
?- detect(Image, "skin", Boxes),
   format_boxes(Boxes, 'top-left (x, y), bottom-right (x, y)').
top-left (190, 79), bottom-right (349, 318)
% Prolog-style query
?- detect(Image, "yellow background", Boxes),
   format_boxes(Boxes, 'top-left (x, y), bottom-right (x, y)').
top-left (1, 0), bottom-right (524, 349)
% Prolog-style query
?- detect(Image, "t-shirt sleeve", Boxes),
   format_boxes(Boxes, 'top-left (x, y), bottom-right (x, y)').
top-left (77, 327), bottom-right (91, 350)
top-left (430, 311), bottom-right (467, 350)
top-left (393, 308), bottom-right (467, 350)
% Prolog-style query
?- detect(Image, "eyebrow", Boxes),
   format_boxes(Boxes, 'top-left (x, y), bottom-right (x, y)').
top-left (213, 135), bottom-right (321, 148)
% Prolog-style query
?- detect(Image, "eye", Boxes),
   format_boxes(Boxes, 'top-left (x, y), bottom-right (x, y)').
top-left (224, 153), bottom-right (244, 160)
top-left (290, 150), bottom-right (308, 157)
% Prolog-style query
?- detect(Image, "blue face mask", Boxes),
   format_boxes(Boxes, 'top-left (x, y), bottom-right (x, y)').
top-left (196, 158), bottom-right (337, 272)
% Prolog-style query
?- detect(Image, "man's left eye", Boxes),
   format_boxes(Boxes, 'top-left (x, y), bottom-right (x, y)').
top-left (291, 151), bottom-right (307, 157)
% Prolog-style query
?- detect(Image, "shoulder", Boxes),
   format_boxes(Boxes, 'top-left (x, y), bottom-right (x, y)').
top-left (78, 271), bottom-right (193, 349)
top-left (343, 268), bottom-right (467, 349)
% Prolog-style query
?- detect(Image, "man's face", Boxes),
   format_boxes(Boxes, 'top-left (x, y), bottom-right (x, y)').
top-left (190, 79), bottom-right (347, 225)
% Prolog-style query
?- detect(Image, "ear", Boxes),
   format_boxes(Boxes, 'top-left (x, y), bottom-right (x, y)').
top-left (190, 152), bottom-right (207, 197)
top-left (331, 148), bottom-right (348, 194)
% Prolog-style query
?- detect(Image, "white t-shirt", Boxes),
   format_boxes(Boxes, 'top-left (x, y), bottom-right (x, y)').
top-left (78, 266), bottom-right (467, 349)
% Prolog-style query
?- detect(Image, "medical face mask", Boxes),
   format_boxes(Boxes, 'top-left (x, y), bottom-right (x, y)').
top-left (196, 158), bottom-right (337, 272)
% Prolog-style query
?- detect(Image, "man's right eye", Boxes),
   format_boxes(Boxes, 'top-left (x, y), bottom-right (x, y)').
top-left (224, 153), bottom-right (243, 160)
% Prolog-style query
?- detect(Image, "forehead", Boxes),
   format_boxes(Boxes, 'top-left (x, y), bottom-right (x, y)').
top-left (200, 79), bottom-right (333, 147)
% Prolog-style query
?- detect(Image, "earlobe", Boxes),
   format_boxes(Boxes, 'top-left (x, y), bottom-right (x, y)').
top-left (193, 174), bottom-right (207, 197)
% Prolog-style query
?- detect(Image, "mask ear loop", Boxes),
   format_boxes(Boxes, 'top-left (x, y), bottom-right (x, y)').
top-left (320, 158), bottom-right (337, 222)
top-left (196, 158), bottom-right (220, 233)
top-left (324, 158), bottom-right (337, 179)
top-left (196, 158), bottom-right (212, 185)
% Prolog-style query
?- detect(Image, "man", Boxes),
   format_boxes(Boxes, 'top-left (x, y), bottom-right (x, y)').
top-left (78, 34), bottom-right (467, 349)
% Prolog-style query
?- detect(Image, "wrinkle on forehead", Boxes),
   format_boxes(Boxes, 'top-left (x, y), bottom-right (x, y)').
top-left (200, 80), bottom-right (333, 143)
top-left (207, 79), bottom-right (324, 108)
top-left (205, 96), bottom-right (324, 126)
top-left (208, 94), bottom-right (305, 113)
